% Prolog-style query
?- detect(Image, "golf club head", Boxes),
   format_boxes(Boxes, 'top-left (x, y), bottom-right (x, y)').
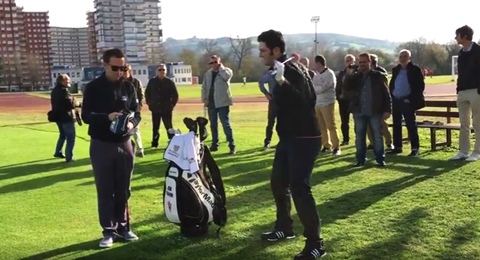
top-left (196, 117), bottom-right (209, 142)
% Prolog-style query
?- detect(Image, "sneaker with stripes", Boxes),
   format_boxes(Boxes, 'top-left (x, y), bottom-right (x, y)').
top-left (294, 239), bottom-right (327, 259)
top-left (260, 230), bottom-right (296, 241)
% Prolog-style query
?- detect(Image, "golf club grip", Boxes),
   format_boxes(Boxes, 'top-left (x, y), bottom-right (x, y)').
top-left (74, 110), bottom-right (82, 126)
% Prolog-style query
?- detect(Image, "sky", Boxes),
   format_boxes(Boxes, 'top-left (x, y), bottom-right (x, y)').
top-left (15, 0), bottom-right (480, 44)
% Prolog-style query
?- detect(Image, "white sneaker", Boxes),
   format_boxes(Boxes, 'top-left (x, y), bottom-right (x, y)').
top-left (466, 153), bottom-right (480, 162)
top-left (449, 153), bottom-right (468, 160)
top-left (99, 235), bottom-right (114, 248)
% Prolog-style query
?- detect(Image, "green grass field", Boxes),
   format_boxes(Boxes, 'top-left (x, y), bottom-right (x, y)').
top-left (1, 98), bottom-right (479, 260)
top-left (29, 76), bottom-right (454, 101)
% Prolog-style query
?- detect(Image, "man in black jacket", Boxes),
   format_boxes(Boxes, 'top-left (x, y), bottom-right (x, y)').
top-left (124, 65), bottom-right (145, 157)
top-left (451, 25), bottom-right (480, 161)
top-left (387, 49), bottom-right (425, 157)
top-left (257, 29), bottom-right (326, 260)
top-left (145, 64), bottom-right (179, 148)
top-left (50, 74), bottom-right (77, 162)
top-left (336, 54), bottom-right (355, 146)
top-left (81, 48), bottom-right (141, 248)
top-left (343, 52), bottom-right (392, 167)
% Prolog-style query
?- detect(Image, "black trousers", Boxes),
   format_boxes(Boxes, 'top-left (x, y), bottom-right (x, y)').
top-left (392, 98), bottom-right (420, 150)
top-left (90, 138), bottom-right (135, 235)
top-left (271, 136), bottom-right (322, 241)
top-left (338, 99), bottom-right (351, 143)
top-left (264, 101), bottom-right (278, 145)
top-left (151, 110), bottom-right (173, 146)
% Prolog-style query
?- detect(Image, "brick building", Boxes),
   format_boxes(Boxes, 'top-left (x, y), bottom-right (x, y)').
top-left (0, 0), bottom-right (51, 88)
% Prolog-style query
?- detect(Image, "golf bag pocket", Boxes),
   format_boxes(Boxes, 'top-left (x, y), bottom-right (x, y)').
top-left (163, 163), bottom-right (215, 232)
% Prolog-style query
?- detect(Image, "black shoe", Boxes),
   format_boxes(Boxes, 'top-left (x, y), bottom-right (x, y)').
top-left (353, 161), bottom-right (365, 167)
top-left (408, 149), bottom-right (419, 157)
top-left (386, 149), bottom-right (402, 155)
top-left (54, 153), bottom-right (65, 159)
top-left (261, 230), bottom-right (295, 242)
top-left (151, 142), bottom-right (158, 149)
top-left (367, 144), bottom-right (374, 150)
top-left (294, 239), bottom-right (327, 259)
top-left (209, 145), bottom-right (218, 152)
top-left (229, 147), bottom-right (236, 155)
top-left (376, 161), bottom-right (387, 167)
top-left (340, 141), bottom-right (349, 146)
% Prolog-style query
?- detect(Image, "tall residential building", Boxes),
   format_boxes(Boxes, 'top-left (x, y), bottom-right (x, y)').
top-left (0, 0), bottom-right (51, 87)
top-left (93, 0), bottom-right (163, 65)
top-left (50, 27), bottom-right (90, 67)
top-left (86, 11), bottom-right (100, 66)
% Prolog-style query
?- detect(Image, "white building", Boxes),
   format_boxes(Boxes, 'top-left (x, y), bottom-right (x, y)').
top-left (50, 27), bottom-right (91, 67)
top-left (171, 64), bottom-right (193, 85)
top-left (50, 66), bottom-right (84, 88)
top-left (93, 0), bottom-right (163, 65)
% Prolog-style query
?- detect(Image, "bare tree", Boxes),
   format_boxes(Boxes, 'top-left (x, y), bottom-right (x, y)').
top-left (199, 38), bottom-right (218, 54)
top-left (228, 36), bottom-right (253, 72)
top-left (2, 53), bottom-right (22, 91)
top-left (25, 54), bottom-right (42, 91)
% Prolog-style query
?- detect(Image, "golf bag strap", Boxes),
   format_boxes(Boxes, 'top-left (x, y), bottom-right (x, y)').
top-left (202, 146), bottom-right (226, 205)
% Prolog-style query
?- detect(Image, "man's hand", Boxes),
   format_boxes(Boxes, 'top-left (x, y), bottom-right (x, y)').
top-left (203, 100), bottom-right (209, 107)
top-left (265, 93), bottom-right (272, 101)
top-left (108, 112), bottom-right (122, 121)
top-left (291, 53), bottom-right (301, 63)
top-left (127, 122), bottom-right (134, 131)
top-left (273, 60), bottom-right (285, 82)
top-left (382, 112), bottom-right (391, 120)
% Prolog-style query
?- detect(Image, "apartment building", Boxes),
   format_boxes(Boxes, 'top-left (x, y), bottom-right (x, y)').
top-left (0, 0), bottom-right (51, 87)
top-left (86, 11), bottom-right (100, 66)
top-left (50, 27), bottom-right (90, 67)
top-left (93, 0), bottom-right (163, 65)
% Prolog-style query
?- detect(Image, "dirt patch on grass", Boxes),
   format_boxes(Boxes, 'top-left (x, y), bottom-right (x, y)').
top-left (0, 93), bottom-right (50, 111)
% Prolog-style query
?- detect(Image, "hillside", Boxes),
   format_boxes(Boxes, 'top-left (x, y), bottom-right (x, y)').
top-left (163, 33), bottom-right (401, 56)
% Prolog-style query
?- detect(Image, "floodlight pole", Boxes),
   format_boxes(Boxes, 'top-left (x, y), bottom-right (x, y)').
top-left (311, 16), bottom-right (320, 55)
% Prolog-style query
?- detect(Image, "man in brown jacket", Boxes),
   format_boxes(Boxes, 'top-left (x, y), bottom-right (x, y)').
top-left (343, 52), bottom-right (392, 167)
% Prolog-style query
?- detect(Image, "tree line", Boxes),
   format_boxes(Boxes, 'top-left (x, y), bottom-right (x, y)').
top-left (169, 38), bottom-right (480, 83)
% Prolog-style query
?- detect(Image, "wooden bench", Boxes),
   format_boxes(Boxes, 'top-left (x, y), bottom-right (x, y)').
top-left (390, 100), bottom-right (468, 151)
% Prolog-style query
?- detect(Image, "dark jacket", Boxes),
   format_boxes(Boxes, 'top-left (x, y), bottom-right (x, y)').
top-left (457, 42), bottom-right (480, 94)
top-left (335, 69), bottom-right (347, 100)
top-left (374, 65), bottom-right (387, 74)
top-left (343, 69), bottom-right (392, 115)
top-left (126, 76), bottom-right (144, 109)
top-left (81, 73), bottom-right (141, 143)
top-left (390, 62), bottom-right (425, 110)
top-left (145, 76), bottom-right (179, 113)
top-left (272, 54), bottom-right (320, 138)
top-left (50, 84), bottom-right (75, 123)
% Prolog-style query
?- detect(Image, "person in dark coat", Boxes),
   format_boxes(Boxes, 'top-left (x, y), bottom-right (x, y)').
top-left (145, 63), bottom-right (179, 148)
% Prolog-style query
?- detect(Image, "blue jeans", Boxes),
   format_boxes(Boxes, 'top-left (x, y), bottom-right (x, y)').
top-left (208, 106), bottom-right (235, 148)
top-left (354, 114), bottom-right (385, 163)
top-left (54, 122), bottom-right (76, 161)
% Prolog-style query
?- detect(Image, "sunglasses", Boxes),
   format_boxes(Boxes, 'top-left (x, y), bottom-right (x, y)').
top-left (110, 65), bottom-right (127, 72)
top-left (208, 61), bottom-right (218, 65)
top-left (158, 69), bottom-right (165, 71)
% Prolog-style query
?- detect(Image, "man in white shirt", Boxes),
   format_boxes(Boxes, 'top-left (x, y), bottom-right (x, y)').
top-left (312, 55), bottom-right (341, 155)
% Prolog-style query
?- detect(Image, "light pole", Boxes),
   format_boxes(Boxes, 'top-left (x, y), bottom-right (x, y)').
top-left (311, 16), bottom-right (320, 55)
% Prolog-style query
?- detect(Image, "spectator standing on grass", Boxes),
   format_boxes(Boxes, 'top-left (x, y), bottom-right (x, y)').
top-left (50, 74), bottom-right (77, 163)
top-left (81, 48), bottom-right (141, 248)
top-left (387, 49), bottom-right (425, 157)
top-left (312, 55), bottom-right (341, 156)
top-left (451, 25), bottom-right (480, 161)
top-left (343, 52), bottom-right (391, 167)
top-left (257, 29), bottom-right (326, 260)
top-left (299, 56), bottom-right (316, 78)
top-left (367, 54), bottom-right (393, 151)
top-left (201, 55), bottom-right (236, 155)
top-left (336, 54), bottom-right (355, 146)
top-left (259, 68), bottom-right (278, 150)
top-left (145, 64), bottom-right (179, 148)
top-left (124, 64), bottom-right (145, 157)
